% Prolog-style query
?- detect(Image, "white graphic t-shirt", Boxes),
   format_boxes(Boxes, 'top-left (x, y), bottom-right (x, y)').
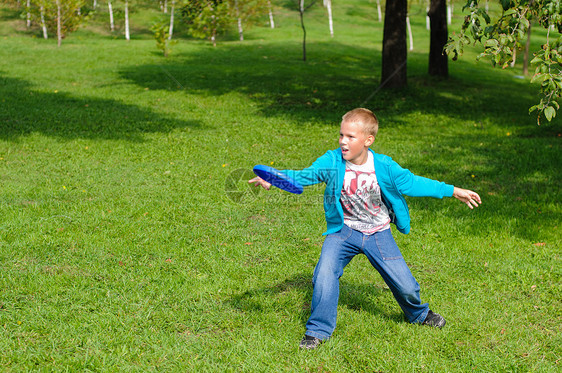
top-left (340, 152), bottom-right (391, 234)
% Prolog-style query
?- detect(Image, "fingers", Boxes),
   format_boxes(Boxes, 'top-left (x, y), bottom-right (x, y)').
top-left (248, 176), bottom-right (271, 190)
top-left (454, 187), bottom-right (481, 209)
top-left (464, 191), bottom-right (481, 209)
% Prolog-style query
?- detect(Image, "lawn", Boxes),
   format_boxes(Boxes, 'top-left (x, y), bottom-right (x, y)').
top-left (0, 1), bottom-right (560, 371)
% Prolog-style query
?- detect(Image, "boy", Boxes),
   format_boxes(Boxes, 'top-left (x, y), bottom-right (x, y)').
top-left (249, 108), bottom-right (481, 350)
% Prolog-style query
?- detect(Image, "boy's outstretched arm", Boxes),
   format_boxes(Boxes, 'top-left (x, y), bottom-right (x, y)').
top-left (453, 187), bottom-right (481, 209)
top-left (249, 176), bottom-right (272, 190)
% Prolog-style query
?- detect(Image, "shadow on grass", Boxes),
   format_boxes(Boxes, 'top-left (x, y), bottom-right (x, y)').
top-left (227, 272), bottom-right (404, 327)
top-left (0, 74), bottom-right (202, 141)
top-left (120, 41), bottom-right (381, 124)
top-left (406, 128), bottom-right (562, 242)
top-left (118, 40), bottom-right (547, 128)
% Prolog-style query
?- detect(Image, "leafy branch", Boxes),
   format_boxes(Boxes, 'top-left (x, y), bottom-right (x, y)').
top-left (446, 0), bottom-right (562, 124)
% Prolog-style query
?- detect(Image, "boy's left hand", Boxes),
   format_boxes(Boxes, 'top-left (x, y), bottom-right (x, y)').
top-left (453, 187), bottom-right (481, 209)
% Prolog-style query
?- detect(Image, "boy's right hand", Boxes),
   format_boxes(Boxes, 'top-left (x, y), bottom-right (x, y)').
top-left (248, 176), bottom-right (272, 190)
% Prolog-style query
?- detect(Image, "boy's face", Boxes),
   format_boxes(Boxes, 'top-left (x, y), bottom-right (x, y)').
top-left (339, 120), bottom-right (375, 165)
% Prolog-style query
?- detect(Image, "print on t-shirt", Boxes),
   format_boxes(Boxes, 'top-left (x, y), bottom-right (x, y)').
top-left (340, 153), bottom-right (390, 234)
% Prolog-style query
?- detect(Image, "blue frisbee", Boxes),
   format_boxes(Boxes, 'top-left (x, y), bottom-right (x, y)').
top-left (253, 165), bottom-right (303, 194)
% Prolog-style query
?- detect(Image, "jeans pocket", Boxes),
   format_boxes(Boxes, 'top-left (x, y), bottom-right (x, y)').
top-left (375, 230), bottom-right (403, 260)
top-left (328, 226), bottom-right (353, 242)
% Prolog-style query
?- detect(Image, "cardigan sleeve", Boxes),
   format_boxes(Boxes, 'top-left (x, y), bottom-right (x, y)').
top-left (278, 151), bottom-right (335, 187)
top-left (390, 161), bottom-right (454, 198)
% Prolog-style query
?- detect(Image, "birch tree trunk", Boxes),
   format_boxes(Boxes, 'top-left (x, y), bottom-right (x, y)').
top-left (210, 3), bottom-right (216, 47)
top-left (299, 0), bottom-right (307, 61)
top-left (406, 15), bottom-right (413, 51)
top-left (234, 0), bottom-right (243, 41)
top-left (40, 5), bottom-right (48, 39)
top-left (26, 0), bottom-right (31, 28)
top-left (164, 0), bottom-right (168, 13)
top-left (168, 0), bottom-right (175, 40)
top-left (93, 0), bottom-right (97, 9)
top-left (267, 0), bottom-right (275, 28)
top-left (376, 0), bottom-right (382, 22)
top-left (326, 0), bottom-right (333, 37)
top-left (108, 0), bottom-right (115, 32)
top-left (56, 0), bottom-right (62, 46)
top-left (125, 0), bottom-right (130, 40)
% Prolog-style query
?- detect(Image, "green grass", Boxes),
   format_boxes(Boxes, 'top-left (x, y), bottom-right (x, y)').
top-left (0, 1), bottom-right (561, 371)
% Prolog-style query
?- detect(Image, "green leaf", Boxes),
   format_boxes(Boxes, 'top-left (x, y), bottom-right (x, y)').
top-left (504, 9), bottom-right (517, 17)
top-left (530, 56), bottom-right (542, 65)
top-left (531, 73), bottom-right (544, 83)
top-left (501, 0), bottom-right (512, 11)
top-left (544, 106), bottom-right (556, 121)
top-left (485, 39), bottom-right (499, 48)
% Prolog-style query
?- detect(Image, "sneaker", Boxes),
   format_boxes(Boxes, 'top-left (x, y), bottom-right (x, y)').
top-left (299, 335), bottom-right (323, 350)
top-left (422, 310), bottom-right (446, 328)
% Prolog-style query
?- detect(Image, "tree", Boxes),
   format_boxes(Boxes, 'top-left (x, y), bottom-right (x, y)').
top-left (168, 0), bottom-right (176, 40)
top-left (124, 0), bottom-right (130, 40)
top-left (26, 0), bottom-right (87, 45)
top-left (324, 0), bottom-right (334, 37)
top-left (40, 3), bottom-right (48, 38)
top-left (428, 0), bottom-right (448, 77)
top-left (181, 0), bottom-right (231, 47)
top-left (151, 21), bottom-right (176, 56)
top-left (26, 0), bottom-right (31, 28)
top-left (267, 0), bottom-right (274, 28)
top-left (108, 0), bottom-right (115, 32)
top-left (292, 0), bottom-right (318, 61)
top-left (229, 0), bottom-right (268, 41)
top-left (56, 0), bottom-right (61, 46)
top-left (234, 0), bottom-right (244, 40)
top-left (381, 0), bottom-right (408, 88)
top-left (446, 0), bottom-right (562, 123)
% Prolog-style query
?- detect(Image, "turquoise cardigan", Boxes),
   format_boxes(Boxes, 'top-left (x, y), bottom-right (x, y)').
top-left (281, 149), bottom-right (454, 235)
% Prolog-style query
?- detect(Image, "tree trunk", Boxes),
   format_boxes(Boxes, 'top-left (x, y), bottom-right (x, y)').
top-left (268, 0), bottom-right (275, 28)
top-left (40, 5), bottom-right (48, 39)
top-left (376, 0), bottom-right (382, 22)
top-left (381, 0), bottom-right (408, 88)
top-left (428, 0), bottom-right (448, 77)
top-left (235, 0), bottom-right (243, 41)
top-left (211, 14), bottom-right (216, 47)
top-left (125, 1), bottom-right (130, 40)
top-left (108, 0), bottom-right (114, 32)
top-left (56, 0), bottom-right (62, 46)
top-left (168, 0), bottom-right (175, 40)
top-left (327, 0), bottom-right (333, 37)
top-left (26, 0), bottom-right (31, 28)
top-left (406, 15), bottom-right (413, 51)
top-left (300, 0), bottom-right (307, 61)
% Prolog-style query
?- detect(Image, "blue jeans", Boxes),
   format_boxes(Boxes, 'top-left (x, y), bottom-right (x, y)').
top-left (305, 225), bottom-right (429, 340)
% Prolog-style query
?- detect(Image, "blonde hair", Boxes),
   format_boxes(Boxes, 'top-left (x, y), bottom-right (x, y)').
top-left (341, 108), bottom-right (379, 138)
